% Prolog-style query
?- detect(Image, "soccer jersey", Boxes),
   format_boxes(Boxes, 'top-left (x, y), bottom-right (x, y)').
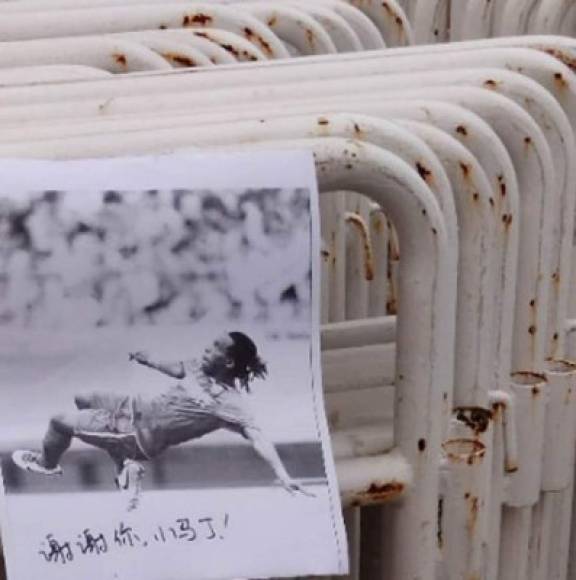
top-left (133, 360), bottom-right (257, 458)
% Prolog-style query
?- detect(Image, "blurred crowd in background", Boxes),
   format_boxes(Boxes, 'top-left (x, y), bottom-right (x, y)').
top-left (0, 188), bottom-right (311, 329)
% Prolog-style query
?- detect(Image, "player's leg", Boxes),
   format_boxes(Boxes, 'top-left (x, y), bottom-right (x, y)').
top-left (116, 459), bottom-right (146, 511)
top-left (12, 410), bottom-right (110, 475)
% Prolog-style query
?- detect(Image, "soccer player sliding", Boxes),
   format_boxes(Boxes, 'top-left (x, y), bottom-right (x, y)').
top-left (13, 331), bottom-right (312, 511)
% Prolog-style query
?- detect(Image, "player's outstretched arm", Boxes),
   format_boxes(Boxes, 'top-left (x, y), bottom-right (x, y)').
top-left (242, 425), bottom-right (314, 497)
top-left (129, 351), bottom-right (186, 379)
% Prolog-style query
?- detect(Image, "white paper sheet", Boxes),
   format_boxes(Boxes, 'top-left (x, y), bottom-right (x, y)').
top-left (0, 151), bottom-right (348, 580)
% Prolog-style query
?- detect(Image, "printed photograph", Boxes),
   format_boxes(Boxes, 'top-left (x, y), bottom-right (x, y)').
top-left (0, 158), bottom-right (345, 580)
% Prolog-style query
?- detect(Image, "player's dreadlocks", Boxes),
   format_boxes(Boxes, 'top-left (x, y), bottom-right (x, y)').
top-left (201, 331), bottom-right (267, 392)
top-left (227, 331), bottom-right (267, 392)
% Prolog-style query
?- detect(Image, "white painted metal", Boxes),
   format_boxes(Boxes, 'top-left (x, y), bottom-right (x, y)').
top-left (410, 0), bottom-right (448, 43)
top-left (542, 360), bottom-right (576, 493)
top-left (0, 36), bottom-right (173, 72)
top-left (0, 41), bottom-right (569, 107)
top-left (121, 35), bottom-right (214, 67)
top-left (527, 0), bottom-right (571, 34)
top-left (456, 0), bottom-right (494, 41)
top-left (496, 0), bottom-right (540, 35)
top-left (291, 0), bottom-right (385, 50)
top-left (529, 360), bottom-right (576, 580)
top-left (112, 30), bottom-right (239, 64)
top-left (279, 3), bottom-right (363, 53)
top-left (240, 3), bottom-right (338, 55)
top-left (507, 372), bottom-right (548, 508)
top-left (500, 372), bottom-right (548, 580)
top-left (0, 65), bottom-right (111, 86)
top-left (187, 28), bottom-right (267, 61)
top-left (559, 2), bottom-right (576, 36)
top-left (0, 0), bottom-right (389, 48)
top-left (441, 435), bottom-right (491, 580)
top-left (0, 3), bottom-right (291, 59)
top-left (344, 0), bottom-right (413, 46)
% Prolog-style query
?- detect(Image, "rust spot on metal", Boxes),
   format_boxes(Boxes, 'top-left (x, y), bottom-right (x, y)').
top-left (159, 24), bottom-right (167, 29)
top-left (434, 28), bottom-right (439, 37)
top-left (484, 79), bottom-right (499, 89)
top-left (243, 28), bottom-right (269, 55)
top-left (305, 28), bottom-right (316, 49)
top-left (443, 439), bottom-right (486, 465)
top-left (418, 439), bottom-right (426, 452)
top-left (162, 53), bottom-right (197, 67)
top-left (350, 481), bottom-right (405, 506)
top-left (529, 325), bottom-right (536, 335)
top-left (542, 47), bottom-right (576, 72)
top-left (317, 118), bottom-right (330, 126)
top-left (330, 232), bottom-right (336, 266)
top-left (456, 125), bottom-right (468, 136)
top-left (437, 496), bottom-right (444, 549)
top-left (467, 494), bottom-right (480, 534)
top-left (221, 43), bottom-right (240, 57)
top-left (553, 332), bottom-right (559, 342)
top-left (431, 227), bottom-right (437, 235)
top-left (532, 385), bottom-right (540, 396)
top-left (459, 161), bottom-right (471, 178)
top-left (554, 71), bottom-right (568, 89)
top-left (241, 28), bottom-right (273, 56)
top-left (492, 401), bottom-right (504, 418)
top-left (112, 53), bottom-right (127, 67)
top-left (267, 15), bottom-right (277, 27)
top-left (524, 136), bottom-right (532, 146)
top-left (502, 214), bottom-right (513, 227)
top-left (395, 15), bottom-right (403, 25)
top-left (345, 213), bottom-right (374, 281)
top-left (455, 407), bottom-right (492, 435)
top-left (416, 162), bottom-right (432, 182)
top-left (197, 35), bottom-right (257, 61)
top-left (473, 192), bottom-right (480, 202)
top-left (381, 1), bottom-right (393, 14)
top-left (513, 371), bottom-right (547, 385)
top-left (489, 197), bottom-right (495, 208)
top-left (353, 123), bottom-right (362, 136)
top-left (183, 13), bottom-right (212, 26)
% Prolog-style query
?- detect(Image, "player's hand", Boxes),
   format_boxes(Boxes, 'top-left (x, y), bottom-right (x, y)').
top-left (129, 351), bottom-right (149, 363)
top-left (281, 479), bottom-right (315, 498)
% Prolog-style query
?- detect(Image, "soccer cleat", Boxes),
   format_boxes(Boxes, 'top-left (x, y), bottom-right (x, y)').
top-left (12, 450), bottom-right (63, 476)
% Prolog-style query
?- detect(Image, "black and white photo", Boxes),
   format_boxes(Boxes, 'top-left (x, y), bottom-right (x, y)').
top-left (0, 153), bottom-right (347, 580)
